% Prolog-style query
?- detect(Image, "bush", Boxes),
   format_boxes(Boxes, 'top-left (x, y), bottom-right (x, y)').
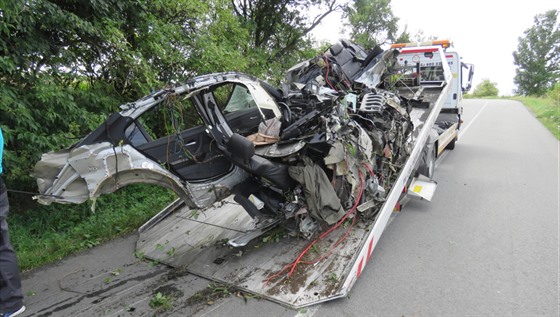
top-left (472, 79), bottom-right (499, 97)
top-left (546, 82), bottom-right (560, 104)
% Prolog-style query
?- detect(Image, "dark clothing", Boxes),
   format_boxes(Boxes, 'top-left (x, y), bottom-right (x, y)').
top-left (0, 176), bottom-right (24, 313)
top-left (288, 156), bottom-right (345, 225)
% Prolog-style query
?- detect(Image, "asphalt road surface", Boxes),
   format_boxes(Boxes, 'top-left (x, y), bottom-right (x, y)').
top-left (21, 98), bottom-right (559, 316)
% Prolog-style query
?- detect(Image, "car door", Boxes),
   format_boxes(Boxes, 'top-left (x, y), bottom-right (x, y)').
top-left (134, 96), bottom-right (235, 183)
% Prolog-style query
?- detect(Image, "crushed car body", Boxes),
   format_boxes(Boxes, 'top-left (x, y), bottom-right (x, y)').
top-left (33, 41), bottom-right (415, 241)
top-left (34, 73), bottom-right (287, 209)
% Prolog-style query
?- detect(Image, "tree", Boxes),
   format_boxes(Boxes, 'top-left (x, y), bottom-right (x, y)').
top-left (231, 0), bottom-right (343, 70)
top-left (0, 0), bottom-right (249, 188)
top-left (472, 79), bottom-right (499, 97)
top-left (513, 10), bottom-right (560, 96)
top-left (345, 0), bottom-right (399, 48)
top-left (409, 29), bottom-right (438, 43)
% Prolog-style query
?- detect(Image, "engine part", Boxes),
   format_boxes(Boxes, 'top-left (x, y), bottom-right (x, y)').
top-left (298, 214), bottom-right (319, 239)
top-left (359, 93), bottom-right (385, 113)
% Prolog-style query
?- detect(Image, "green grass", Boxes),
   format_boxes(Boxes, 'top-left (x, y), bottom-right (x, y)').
top-left (8, 184), bottom-right (175, 271)
top-left (512, 96), bottom-right (560, 140)
top-left (149, 292), bottom-right (174, 311)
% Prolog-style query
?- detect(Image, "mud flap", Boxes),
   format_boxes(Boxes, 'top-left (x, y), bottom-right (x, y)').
top-left (407, 176), bottom-right (437, 201)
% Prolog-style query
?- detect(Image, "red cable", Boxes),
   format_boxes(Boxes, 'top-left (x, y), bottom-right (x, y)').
top-left (263, 171), bottom-right (366, 287)
top-left (299, 213), bottom-right (356, 265)
top-left (263, 263), bottom-right (296, 286)
top-left (287, 172), bottom-right (364, 276)
top-left (362, 162), bottom-right (375, 176)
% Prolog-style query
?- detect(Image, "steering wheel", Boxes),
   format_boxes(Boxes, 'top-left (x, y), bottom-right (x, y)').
top-left (278, 102), bottom-right (292, 126)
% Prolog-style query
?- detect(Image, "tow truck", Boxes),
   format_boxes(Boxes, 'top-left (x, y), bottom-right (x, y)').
top-left (33, 40), bottom-right (473, 309)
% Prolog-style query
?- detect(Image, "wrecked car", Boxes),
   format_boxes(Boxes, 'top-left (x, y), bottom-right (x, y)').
top-left (33, 40), bottom-right (420, 244)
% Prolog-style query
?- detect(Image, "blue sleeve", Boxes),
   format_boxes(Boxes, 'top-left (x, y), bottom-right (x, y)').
top-left (0, 127), bottom-right (3, 175)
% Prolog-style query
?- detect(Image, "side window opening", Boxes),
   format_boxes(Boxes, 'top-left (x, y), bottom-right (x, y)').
top-left (131, 96), bottom-right (203, 142)
top-left (209, 83), bottom-right (264, 137)
top-left (213, 84), bottom-right (257, 114)
top-left (132, 95), bottom-right (209, 172)
top-left (124, 122), bottom-right (151, 146)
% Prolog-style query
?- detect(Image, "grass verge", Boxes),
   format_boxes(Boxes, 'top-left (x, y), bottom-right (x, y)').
top-left (8, 184), bottom-right (175, 271)
top-left (513, 96), bottom-right (559, 140)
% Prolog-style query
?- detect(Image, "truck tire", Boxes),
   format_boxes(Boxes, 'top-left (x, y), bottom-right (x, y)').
top-left (446, 136), bottom-right (457, 150)
top-left (417, 146), bottom-right (436, 179)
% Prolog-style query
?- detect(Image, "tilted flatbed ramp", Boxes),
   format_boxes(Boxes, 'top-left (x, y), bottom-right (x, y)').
top-left (137, 49), bottom-right (452, 309)
top-left (137, 197), bottom-right (371, 307)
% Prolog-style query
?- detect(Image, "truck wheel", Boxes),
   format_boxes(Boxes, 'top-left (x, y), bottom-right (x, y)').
top-left (417, 146), bottom-right (436, 179)
top-left (446, 137), bottom-right (457, 150)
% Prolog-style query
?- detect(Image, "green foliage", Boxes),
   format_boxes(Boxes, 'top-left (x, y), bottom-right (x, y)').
top-left (232, 0), bottom-right (339, 53)
top-left (394, 27), bottom-right (411, 44)
top-left (513, 10), bottom-right (560, 96)
top-left (208, 282), bottom-right (231, 296)
top-left (472, 79), bottom-right (499, 97)
top-left (326, 272), bottom-right (337, 282)
top-left (345, 0), bottom-right (399, 47)
top-left (186, 0), bottom-right (252, 75)
top-left (0, 0), bottom-right (203, 189)
top-left (546, 82), bottom-right (560, 103)
top-left (261, 227), bottom-right (285, 243)
top-left (230, 0), bottom-right (340, 82)
top-left (149, 292), bottom-right (173, 311)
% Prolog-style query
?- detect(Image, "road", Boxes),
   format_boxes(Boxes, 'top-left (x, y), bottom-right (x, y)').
top-left (21, 98), bottom-right (559, 316)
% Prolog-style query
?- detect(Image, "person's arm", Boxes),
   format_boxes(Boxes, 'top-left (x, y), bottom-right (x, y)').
top-left (0, 127), bottom-right (4, 175)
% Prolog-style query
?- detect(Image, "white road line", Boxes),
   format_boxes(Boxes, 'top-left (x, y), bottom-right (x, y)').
top-left (436, 100), bottom-right (488, 169)
top-left (460, 100), bottom-right (489, 137)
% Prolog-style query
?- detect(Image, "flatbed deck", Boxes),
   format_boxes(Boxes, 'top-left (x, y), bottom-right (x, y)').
top-left (137, 196), bottom-right (371, 308)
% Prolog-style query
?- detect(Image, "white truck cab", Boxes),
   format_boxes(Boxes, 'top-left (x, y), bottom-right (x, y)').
top-left (391, 40), bottom-right (474, 153)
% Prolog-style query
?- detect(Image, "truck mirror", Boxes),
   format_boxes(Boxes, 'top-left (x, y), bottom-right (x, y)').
top-left (461, 63), bottom-right (475, 92)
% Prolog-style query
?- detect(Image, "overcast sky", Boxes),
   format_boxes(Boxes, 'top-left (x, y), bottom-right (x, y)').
top-left (311, 1), bottom-right (560, 95)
